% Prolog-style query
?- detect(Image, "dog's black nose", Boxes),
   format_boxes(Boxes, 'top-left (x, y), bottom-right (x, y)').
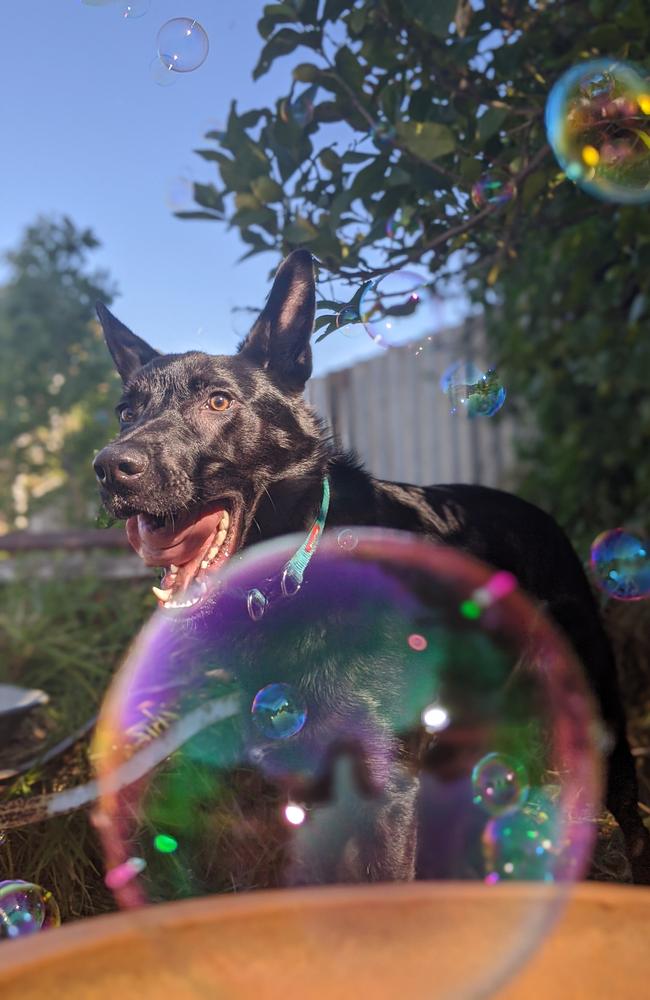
top-left (93, 445), bottom-right (149, 486)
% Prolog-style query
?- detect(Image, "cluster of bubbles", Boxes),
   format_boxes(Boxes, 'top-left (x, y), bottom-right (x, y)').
top-left (0, 881), bottom-right (60, 940)
top-left (93, 530), bottom-right (599, 997)
top-left (546, 58), bottom-right (650, 203)
top-left (333, 270), bottom-right (506, 418)
top-left (590, 528), bottom-right (650, 601)
top-left (81, 4), bottom-right (209, 84)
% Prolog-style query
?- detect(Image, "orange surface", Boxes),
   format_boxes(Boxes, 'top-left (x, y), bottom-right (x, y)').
top-left (0, 882), bottom-right (648, 999)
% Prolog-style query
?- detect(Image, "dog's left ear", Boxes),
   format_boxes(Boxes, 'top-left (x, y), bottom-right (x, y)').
top-left (96, 302), bottom-right (161, 384)
top-left (238, 249), bottom-right (315, 391)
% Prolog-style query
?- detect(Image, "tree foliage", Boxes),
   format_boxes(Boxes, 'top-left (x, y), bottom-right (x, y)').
top-left (0, 217), bottom-right (118, 529)
top-left (180, 0), bottom-right (650, 551)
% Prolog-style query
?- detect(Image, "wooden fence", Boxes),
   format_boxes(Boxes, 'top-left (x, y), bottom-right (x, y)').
top-left (306, 317), bottom-right (516, 488)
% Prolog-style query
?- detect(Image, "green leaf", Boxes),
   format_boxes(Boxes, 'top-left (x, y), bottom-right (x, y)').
top-left (251, 176), bottom-right (285, 203)
top-left (173, 211), bottom-right (223, 221)
top-left (253, 28), bottom-right (322, 80)
top-left (334, 46), bottom-right (365, 91)
top-left (283, 216), bottom-right (319, 244)
top-left (293, 61), bottom-right (320, 82)
top-left (402, 0), bottom-right (458, 38)
top-left (193, 183), bottom-right (225, 212)
top-left (395, 120), bottom-right (456, 160)
top-left (319, 148), bottom-right (341, 172)
top-left (476, 107), bottom-right (508, 144)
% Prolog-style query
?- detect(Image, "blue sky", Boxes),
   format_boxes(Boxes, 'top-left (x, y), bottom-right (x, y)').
top-left (0, 0), bottom-right (385, 376)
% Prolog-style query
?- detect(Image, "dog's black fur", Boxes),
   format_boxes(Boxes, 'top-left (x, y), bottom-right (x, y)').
top-left (94, 249), bottom-right (650, 883)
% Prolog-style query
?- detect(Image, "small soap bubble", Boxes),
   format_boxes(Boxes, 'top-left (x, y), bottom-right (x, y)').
top-left (251, 683), bottom-right (307, 740)
top-left (546, 59), bottom-right (650, 203)
top-left (122, 0), bottom-right (149, 17)
top-left (590, 528), bottom-right (650, 601)
top-left (337, 528), bottom-right (358, 551)
top-left (370, 121), bottom-right (396, 149)
top-left (483, 794), bottom-right (560, 881)
top-left (150, 55), bottom-right (177, 88)
top-left (472, 752), bottom-right (529, 816)
top-left (471, 174), bottom-right (515, 210)
top-left (0, 881), bottom-right (60, 938)
top-left (360, 270), bottom-right (432, 348)
top-left (157, 18), bottom-right (209, 74)
top-left (280, 90), bottom-right (315, 128)
top-left (335, 306), bottom-right (360, 329)
top-left (440, 361), bottom-right (506, 418)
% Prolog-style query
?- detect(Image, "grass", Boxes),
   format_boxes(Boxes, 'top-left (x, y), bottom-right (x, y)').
top-left (0, 567), bottom-right (152, 920)
top-left (1, 568), bottom-right (649, 920)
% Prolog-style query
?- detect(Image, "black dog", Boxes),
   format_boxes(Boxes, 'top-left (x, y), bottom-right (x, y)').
top-left (94, 249), bottom-right (650, 884)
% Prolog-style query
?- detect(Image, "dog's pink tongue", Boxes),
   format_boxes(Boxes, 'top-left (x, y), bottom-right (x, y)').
top-left (126, 511), bottom-right (223, 568)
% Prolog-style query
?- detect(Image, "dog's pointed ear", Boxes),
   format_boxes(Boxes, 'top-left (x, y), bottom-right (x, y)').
top-left (238, 249), bottom-right (315, 391)
top-left (96, 302), bottom-right (160, 383)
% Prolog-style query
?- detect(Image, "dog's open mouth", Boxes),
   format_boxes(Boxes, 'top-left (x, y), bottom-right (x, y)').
top-left (125, 502), bottom-right (243, 609)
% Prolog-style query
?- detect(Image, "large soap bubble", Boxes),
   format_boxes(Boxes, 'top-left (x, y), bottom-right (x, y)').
top-left (546, 58), bottom-right (650, 203)
top-left (94, 530), bottom-right (600, 998)
top-left (359, 270), bottom-right (433, 347)
top-left (0, 881), bottom-right (60, 939)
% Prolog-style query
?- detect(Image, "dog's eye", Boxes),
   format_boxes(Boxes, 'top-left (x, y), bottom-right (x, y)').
top-left (118, 406), bottom-right (135, 424)
top-left (208, 393), bottom-right (232, 412)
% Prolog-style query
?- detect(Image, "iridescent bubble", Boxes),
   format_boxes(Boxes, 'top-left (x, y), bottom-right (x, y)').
top-left (122, 0), bottom-right (149, 17)
top-left (471, 174), bottom-right (515, 210)
top-left (360, 270), bottom-right (432, 348)
top-left (157, 18), bottom-right (210, 74)
top-left (546, 59), bottom-right (650, 203)
top-left (150, 55), bottom-right (177, 88)
top-left (440, 361), bottom-right (506, 418)
top-left (590, 528), bottom-right (650, 601)
top-left (370, 121), bottom-right (396, 149)
top-left (337, 528), bottom-right (358, 551)
top-left (483, 793), bottom-right (566, 882)
top-left (472, 752), bottom-right (529, 816)
top-left (94, 531), bottom-right (600, 997)
top-left (280, 90), bottom-right (315, 128)
top-left (0, 881), bottom-right (60, 939)
top-left (335, 305), bottom-right (359, 329)
top-left (251, 683), bottom-right (308, 740)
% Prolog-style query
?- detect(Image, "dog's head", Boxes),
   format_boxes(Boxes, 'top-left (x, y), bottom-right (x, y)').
top-left (93, 250), bottom-right (325, 607)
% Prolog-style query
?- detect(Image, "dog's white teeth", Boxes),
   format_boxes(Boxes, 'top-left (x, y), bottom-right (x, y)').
top-left (208, 545), bottom-right (220, 561)
top-left (215, 529), bottom-right (227, 547)
top-left (200, 560), bottom-right (210, 569)
top-left (220, 512), bottom-right (230, 529)
top-left (152, 586), bottom-right (173, 602)
top-left (170, 564), bottom-right (179, 573)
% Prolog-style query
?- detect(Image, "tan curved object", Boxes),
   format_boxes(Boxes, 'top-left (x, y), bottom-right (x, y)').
top-left (0, 883), bottom-right (648, 999)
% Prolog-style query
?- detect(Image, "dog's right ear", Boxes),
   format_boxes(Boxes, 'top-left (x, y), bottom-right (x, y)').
top-left (237, 249), bottom-right (315, 391)
top-left (96, 302), bottom-right (160, 383)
